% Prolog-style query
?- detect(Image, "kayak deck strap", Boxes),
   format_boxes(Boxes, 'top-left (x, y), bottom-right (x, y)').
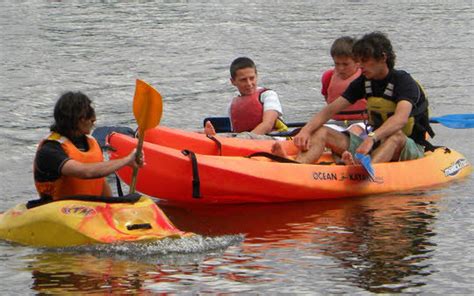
top-left (206, 134), bottom-right (223, 156)
top-left (181, 150), bottom-right (202, 198)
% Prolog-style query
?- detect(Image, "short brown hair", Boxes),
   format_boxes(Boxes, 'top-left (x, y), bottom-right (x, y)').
top-left (230, 57), bottom-right (257, 79)
top-left (330, 36), bottom-right (356, 58)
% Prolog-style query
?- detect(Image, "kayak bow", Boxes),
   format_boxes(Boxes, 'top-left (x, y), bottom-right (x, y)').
top-left (0, 194), bottom-right (191, 247)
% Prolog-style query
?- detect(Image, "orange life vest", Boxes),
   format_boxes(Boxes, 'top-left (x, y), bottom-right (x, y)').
top-left (230, 88), bottom-right (267, 133)
top-left (323, 68), bottom-right (367, 120)
top-left (34, 132), bottom-right (105, 200)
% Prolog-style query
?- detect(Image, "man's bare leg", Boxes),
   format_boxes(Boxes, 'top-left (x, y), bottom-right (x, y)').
top-left (371, 131), bottom-right (406, 163)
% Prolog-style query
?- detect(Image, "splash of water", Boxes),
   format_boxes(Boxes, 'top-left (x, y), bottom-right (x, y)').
top-left (51, 234), bottom-right (244, 264)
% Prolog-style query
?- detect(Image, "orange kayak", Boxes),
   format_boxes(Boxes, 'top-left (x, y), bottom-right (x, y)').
top-left (107, 130), bottom-right (472, 204)
top-left (143, 126), bottom-right (299, 156)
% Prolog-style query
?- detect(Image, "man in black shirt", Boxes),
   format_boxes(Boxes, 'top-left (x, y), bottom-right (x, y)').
top-left (272, 31), bottom-right (433, 165)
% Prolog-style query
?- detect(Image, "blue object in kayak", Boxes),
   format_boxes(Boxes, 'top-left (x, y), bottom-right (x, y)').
top-left (355, 153), bottom-right (375, 181)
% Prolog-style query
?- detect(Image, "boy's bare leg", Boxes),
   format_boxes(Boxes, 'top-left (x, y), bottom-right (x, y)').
top-left (271, 126), bottom-right (350, 164)
top-left (296, 127), bottom-right (350, 164)
top-left (204, 120), bottom-right (217, 136)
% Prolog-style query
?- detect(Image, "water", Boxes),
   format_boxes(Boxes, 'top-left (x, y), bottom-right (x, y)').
top-left (1, 0), bottom-right (473, 294)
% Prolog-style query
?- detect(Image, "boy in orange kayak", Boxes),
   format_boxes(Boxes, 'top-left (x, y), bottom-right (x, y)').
top-left (204, 57), bottom-right (288, 137)
top-left (34, 92), bottom-right (143, 200)
top-left (273, 31), bottom-right (434, 164)
top-left (321, 36), bottom-right (367, 136)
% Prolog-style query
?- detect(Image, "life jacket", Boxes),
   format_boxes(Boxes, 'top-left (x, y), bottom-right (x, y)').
top-left (364, 74), bottom-right (435, 146)
top-left (34, 132), bottom-right (105, 200)
top-left (230, 88), bottom-right (288, 133)
top-left (322, 68), bottom-right (367, 120)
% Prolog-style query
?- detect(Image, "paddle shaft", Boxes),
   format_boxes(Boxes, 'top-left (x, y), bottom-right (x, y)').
top-left (129, 132), bottom-right (145, 194)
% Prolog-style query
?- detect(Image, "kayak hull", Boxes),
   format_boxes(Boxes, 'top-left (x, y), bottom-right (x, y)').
top-left (108, 132), bottom-right (472, 204)
top-left (0, 195), bottom-right (190, 247)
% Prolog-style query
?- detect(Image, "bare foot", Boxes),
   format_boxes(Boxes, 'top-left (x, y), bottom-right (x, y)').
top-left (341, 151), bottom-right (355, 165)
top-left (204, 120), bottom-right (216, 136)
top-left (271, 141), bottom-right (288, 158)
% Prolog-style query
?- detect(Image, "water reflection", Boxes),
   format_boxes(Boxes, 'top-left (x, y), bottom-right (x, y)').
top-left (25, 252), bottom-right (195, 294)
top-left (22, 235), bottom-right (242, 294)
top-left (28, 253), bottom-right (149, 294)
top-left (162, 193), bottom-right (440, 293)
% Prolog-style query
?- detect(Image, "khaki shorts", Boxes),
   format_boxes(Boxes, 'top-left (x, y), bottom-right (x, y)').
top-left (347, 133), bottom-right (424, 161)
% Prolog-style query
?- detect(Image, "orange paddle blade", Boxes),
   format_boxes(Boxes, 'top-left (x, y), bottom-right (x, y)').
top-left (133, 79), bottom-right (163, 133)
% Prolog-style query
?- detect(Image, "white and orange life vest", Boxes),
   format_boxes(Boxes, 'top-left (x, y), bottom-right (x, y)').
top-left (323, 68), bottom-right (367, 120)
top-left (34, 132), bottom-right (105, 200)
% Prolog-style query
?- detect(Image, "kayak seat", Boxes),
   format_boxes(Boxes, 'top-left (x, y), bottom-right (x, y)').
top-left (91, 126), bottom-right (135, 149)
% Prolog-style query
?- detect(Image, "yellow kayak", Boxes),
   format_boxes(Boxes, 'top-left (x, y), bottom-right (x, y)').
top-left (0, 194), bottom-right (191, 247)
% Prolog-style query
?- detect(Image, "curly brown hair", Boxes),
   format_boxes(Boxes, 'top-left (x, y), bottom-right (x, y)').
top-left (353, 32), bottom-right (396, 69)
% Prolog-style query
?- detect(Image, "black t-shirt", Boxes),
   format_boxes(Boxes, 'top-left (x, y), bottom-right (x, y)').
top-left (34, 135), bottom-right (89, 182)
top-left (342, 69), bottom-right (423, 109)
top-left (342, 69), bottom-right (432, 144)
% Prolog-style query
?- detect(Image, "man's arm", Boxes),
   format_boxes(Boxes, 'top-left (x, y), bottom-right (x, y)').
top-left (61, 150), bottom-right (140, 179)
top-left (302, 96), bottom-right (351, 134)
top-left (294, 96), bottom-right (352, 150)
top-left (356, 100), bottom-right (412, 155)
top-left (372, 100), bottom-right (412, 140)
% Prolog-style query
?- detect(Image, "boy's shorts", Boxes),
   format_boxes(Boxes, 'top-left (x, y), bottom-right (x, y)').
top-left (347, 132), bottom-right (425, 161)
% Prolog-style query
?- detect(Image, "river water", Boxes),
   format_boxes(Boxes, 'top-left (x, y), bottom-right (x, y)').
top-left (0, 0), bottom-right (473, 294)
